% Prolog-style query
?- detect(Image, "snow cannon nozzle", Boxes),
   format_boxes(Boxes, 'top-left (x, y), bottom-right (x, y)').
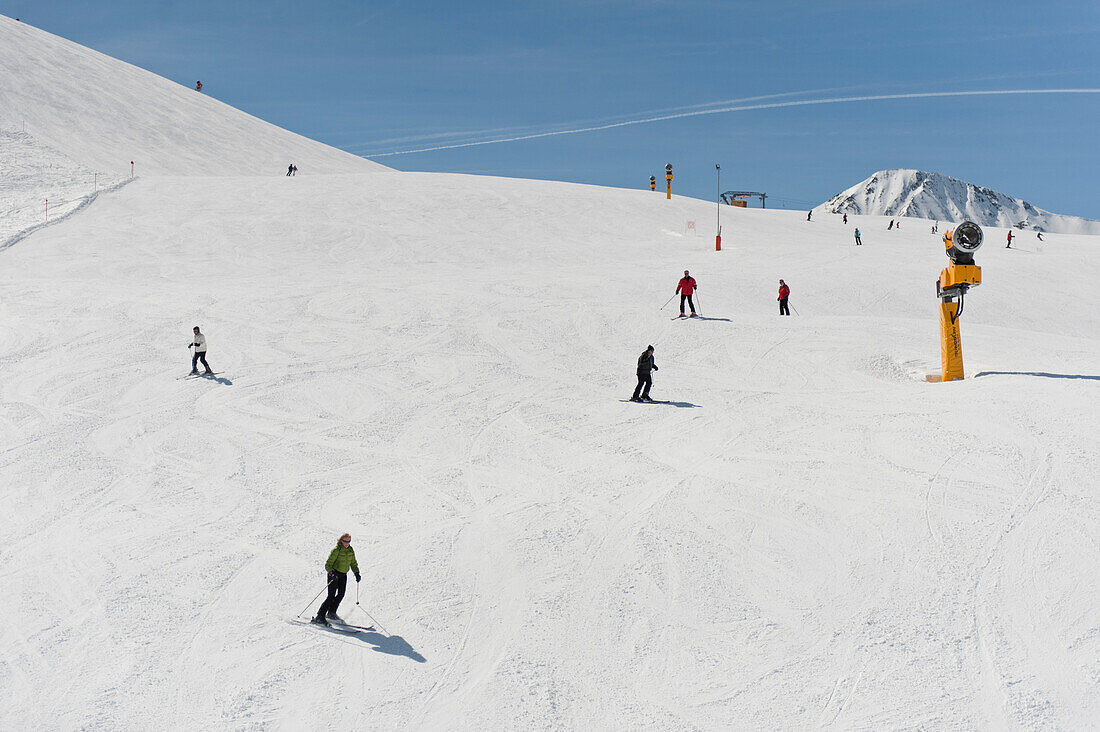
top-left (944, 221), bottom-right (983, 265)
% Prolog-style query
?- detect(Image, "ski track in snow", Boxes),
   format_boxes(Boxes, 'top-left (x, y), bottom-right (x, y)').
top-left (0, 169), bottom-right (1097, 729)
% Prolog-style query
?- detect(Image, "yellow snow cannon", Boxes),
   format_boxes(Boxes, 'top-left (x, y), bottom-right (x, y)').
top-left (929, 221), bottom-right (983, 382)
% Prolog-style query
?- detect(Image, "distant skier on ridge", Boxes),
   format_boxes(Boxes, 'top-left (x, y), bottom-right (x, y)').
top-left (676, 270), bottom-right (698, 317)
top-left (630, 346), bottom-right (658, 403)
top-left (313, 533), bottom-right (361, 626)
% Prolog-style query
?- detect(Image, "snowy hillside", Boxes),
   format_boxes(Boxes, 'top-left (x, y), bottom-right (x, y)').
top-left (1, 172), bottom-right (1098, 729)
top-left (0, 130), bottom-right (130, 249)
top-left (0, 15), bottom-right (385, 177)
top-left (820, 169), bottom-right (1100, 235)
top-left (2, 14), bottom-right (1099, 731)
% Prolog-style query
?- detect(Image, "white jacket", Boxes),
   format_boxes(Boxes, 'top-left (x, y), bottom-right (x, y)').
top-left (192, 333), bottom-right (207, 352)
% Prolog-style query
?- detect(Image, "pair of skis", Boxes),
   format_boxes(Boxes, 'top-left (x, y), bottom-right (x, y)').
top-left (671, 313), bottom-right (700, 320)
top-left (293, 617), bottom-right (374, 635)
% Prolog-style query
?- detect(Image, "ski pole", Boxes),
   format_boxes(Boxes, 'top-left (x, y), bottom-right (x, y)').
top-left (297, 576), bottom-right (336, 618)
top-left (355, 583), bottom-right (389, 636)
top-left (694, 291), bottom-right (701, 317)
top-left (660, 294), bottom-right (676, 310)
top-left (790, 301), bottom-right (800, 316)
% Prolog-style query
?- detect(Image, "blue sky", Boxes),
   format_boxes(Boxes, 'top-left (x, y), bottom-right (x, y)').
top-left (8, 1), bottom-right (1100, 217)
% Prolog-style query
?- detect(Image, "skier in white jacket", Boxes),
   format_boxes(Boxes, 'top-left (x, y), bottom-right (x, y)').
top-left (189, 326), bottom-right (212, 375)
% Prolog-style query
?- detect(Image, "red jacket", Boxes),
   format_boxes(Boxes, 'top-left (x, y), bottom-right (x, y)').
top-left (778, 284), bottom-right (790, 299)
top-left (677, 276), bottom-right (697, 295)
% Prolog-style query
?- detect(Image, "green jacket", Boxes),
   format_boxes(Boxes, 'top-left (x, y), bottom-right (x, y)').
top-left (325, 544), bottom-right (360, 574)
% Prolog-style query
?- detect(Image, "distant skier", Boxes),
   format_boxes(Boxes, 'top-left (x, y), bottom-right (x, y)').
top-left (888, 219), bottom-right (894, 230)
top-left (313, 533), bottom-right (361, 626)
top-left (676, 270), bottom-right (698, 317)
top-left (630, 346), bottom-right (658, 402)
top-left (854, 228), bottom-right (862, 246)
top-left (189, 326), bottom-right (212, 375)
top-left (1036, 231), bottom-right (1044, 241)
top-left (195, 81), bottom-right (202, 92)
top-left (807, 210), bottom-right (813, 221)
top-left (842, 213), bottom-right (848, 224)
top-left (1006, 230), bottom-right (1014, 248)
top-left (292, 164), bottom-right (298, 176)
top-left (287, 164), bottom-right (294, 177)
top-left (777, 279), bottom-right (791, 316)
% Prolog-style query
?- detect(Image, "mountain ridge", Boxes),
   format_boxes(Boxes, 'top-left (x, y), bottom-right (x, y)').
top-left (0, 14), bottom-right (386, 177)
top-left (819, 169), bottom-right (1100, 235)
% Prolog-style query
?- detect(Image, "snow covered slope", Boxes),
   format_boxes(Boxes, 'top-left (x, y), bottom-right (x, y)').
top-left (1, 172), bottom-right (1098, 729)
top-left (820, 169), bottom-right (1100, 234)
top-left (0, 130), bottom-right (131, 249)
top-left (0, 14), bottom-right (385, 177)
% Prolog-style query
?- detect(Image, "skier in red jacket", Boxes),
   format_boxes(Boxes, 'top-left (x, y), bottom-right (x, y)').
top-left (676, 270), bottom-right (698, 317)
top-left (778, 279), bottom-right (790, 316)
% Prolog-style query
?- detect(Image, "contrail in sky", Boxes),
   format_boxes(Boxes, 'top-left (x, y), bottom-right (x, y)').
top-left (361, 89), bottom-right (1100, 157)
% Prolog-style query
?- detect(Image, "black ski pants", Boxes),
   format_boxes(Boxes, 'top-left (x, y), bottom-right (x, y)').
top-left (317, 571), bottom-right (348, 618)
top-left (779, 298), bottom-right (790, 316)
top-left (191, 351), bottom-right (210, 373)
top-left (633, 372), bottom-right (652, 400)
top-left (679, 293), bottom-right (696, 314)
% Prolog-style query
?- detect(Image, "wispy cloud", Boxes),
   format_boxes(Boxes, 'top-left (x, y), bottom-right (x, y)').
top-left (356, 88), bottom-right (1100, 158)
top-left (345, 87), bottom-right (860, 152)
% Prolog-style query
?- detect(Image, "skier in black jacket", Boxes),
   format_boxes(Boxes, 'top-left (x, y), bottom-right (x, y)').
top-left (630, 345), bottom-right (658, 402)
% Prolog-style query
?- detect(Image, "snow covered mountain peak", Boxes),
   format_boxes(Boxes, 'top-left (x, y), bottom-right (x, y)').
top-left (0, 14), bottom-right (385, 177)
top-left (820, 169), bottom-right (1100, 235)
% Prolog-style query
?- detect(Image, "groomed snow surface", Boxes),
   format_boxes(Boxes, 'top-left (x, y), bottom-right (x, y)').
top-left (1, 171), bottom-right (1098, 729)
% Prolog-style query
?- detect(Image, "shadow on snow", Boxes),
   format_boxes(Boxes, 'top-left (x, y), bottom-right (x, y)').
top-left (974, 371), bottom-right (1100, 381)
top-left (301, 623), bottom-right (427, 662)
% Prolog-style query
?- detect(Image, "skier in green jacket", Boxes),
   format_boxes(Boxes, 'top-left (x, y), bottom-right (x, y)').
top-left (312, 533), bottom-right (361, 626)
